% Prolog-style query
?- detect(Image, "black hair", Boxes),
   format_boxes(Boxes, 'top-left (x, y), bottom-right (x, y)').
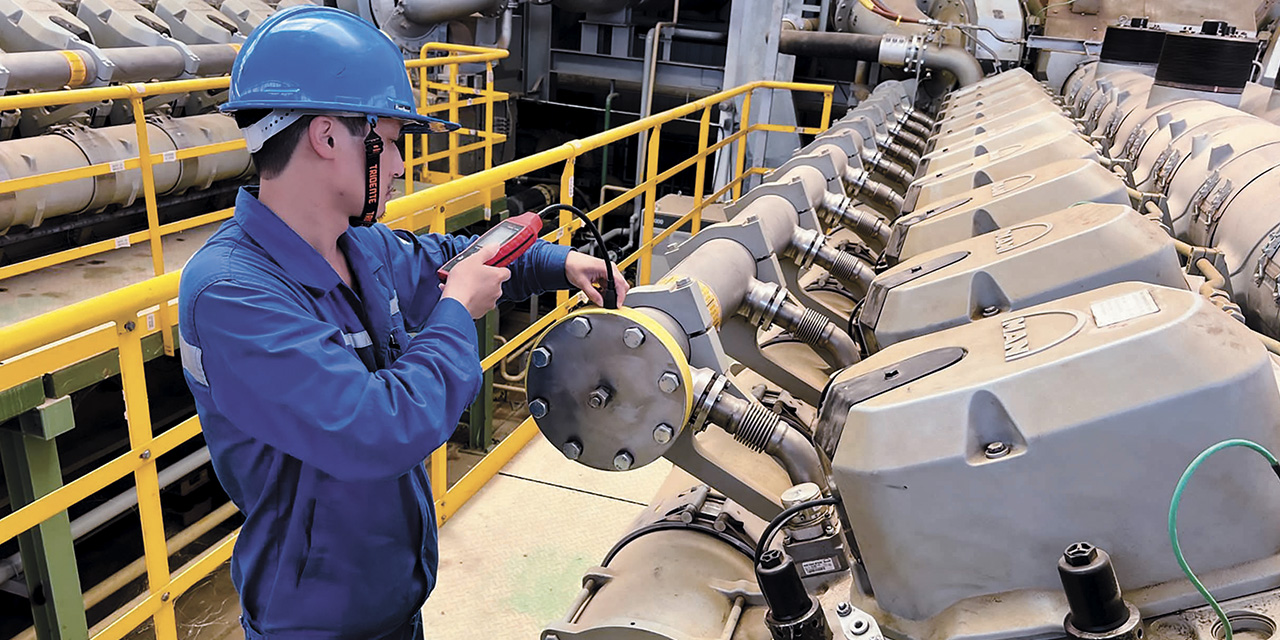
top-left (234, 110), bottom-right (369, 179)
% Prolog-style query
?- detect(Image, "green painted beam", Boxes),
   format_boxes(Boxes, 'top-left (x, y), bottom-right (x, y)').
top-left (42, 329), bottom-right (168, 399)
top-left (0, 406), bottom-right (88, 640)
top-left (0, 379), bottom-right (44, 425)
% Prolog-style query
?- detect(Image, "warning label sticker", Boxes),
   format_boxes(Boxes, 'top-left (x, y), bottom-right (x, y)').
top-left (801, 557), bottom-right (838, 576)
top-left (1090, 289), bottom-right (1160, 328)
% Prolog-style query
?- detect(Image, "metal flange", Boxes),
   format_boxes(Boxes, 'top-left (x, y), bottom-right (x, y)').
top-left (526, 308), bottom-right (695, 472)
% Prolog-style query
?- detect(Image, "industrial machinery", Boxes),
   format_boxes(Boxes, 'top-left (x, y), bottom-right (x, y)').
top-left (523, 9), bottom-right (1280, 640)
top-left (13, 0), bottom-right (1280, 636)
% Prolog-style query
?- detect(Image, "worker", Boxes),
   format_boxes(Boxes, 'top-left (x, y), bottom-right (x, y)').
top-left (176, 6), bottom-right (627, 638)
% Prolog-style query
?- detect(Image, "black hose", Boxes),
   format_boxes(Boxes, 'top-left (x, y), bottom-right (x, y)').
top-left (603, 521), bottom-right (756, 566)
top-left (537, 203), bottom-right (619, 309)
top-left (755, 497), bottom-right (841, 561)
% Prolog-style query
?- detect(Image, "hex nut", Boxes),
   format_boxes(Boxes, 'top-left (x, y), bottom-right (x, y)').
top-left (529, 398), bottom-right (549, 419)
top-left (567, 316), bottom-right (592, 338)
top-left (837, 602), bottom-right (853, 617)
top-left (623, 327), bottom-right (646, 349)
top-left (984, 441), bottom-right (1010, 459)
top-left (562, 440), bottom-right (583, 461)
top-left (613, 451), bottom-right (634, 471)
top-left (587, 386), bottom-right (612, 410)
top-left (530, 347), bottom-right (552, 368)
top-left (658, 372), bottom-right (680, 393)
top-left (653, 424), bottom-right (675, 444)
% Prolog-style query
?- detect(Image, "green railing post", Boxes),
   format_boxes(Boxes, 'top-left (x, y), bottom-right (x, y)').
top-left (0, 396), bottom-right (88, 640)
top-left (469, 308), bottom-right (498, 451)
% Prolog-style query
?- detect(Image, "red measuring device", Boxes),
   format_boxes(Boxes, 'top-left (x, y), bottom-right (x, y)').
top-left (437, 211), bottom-right (544, 281)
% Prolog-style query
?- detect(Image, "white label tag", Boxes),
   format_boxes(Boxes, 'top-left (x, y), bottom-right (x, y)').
top-left (1091, 289), bottom-right (1160, 328)
top-left (162, 151), bottom-right (177, 163)
top-left (484, 205), bottom-right (492, 221)
top-left (801, 557), bottom-right (838, 575)
top-left (114, 236), bottom-right (131, 248)
top-left (486, 69), bottom-right (494, 85)
top-left (146, 313), bottom-right (156, 331)
top-left (108, 160), bottom-right (126, 173)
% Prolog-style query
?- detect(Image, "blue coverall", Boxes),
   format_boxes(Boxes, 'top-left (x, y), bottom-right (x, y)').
top-left (178, 188), bottom-right (571, 638)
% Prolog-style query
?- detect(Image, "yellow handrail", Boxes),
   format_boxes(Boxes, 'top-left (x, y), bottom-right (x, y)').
top-left (0, 78), bottom-right (833, 640)
top-left (0, 46), bottom-right (510, 283)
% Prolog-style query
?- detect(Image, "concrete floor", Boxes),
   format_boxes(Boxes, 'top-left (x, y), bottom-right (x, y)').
top-left (0, 222), bottom-right (221, 327)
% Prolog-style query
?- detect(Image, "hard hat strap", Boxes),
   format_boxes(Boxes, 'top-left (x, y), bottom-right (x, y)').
top-left (351, 119), bottom-right (383, 227)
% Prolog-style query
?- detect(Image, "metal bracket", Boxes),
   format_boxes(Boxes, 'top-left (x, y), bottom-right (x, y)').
top-left (769, 148), bottom-right (844, 197)
top-left (1255, 227), bottom-right (1280, 288)
top-left (804, 129), bottom-right (863, 162)
top-left (836, 602), bottom-right (886, 640)
top-left (1121, 125), bottom-right (1147, 161)
top-left (723, 176), bottom-right (815, 225)
top-left (667, 215), bottom-right (778, 264)
top-left (626, 280), bottom-right (736, 374)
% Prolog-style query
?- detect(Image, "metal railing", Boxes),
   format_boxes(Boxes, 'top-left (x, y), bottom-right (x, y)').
top-left (0, 78), bottom-right (832, 639)
top-left (0, 45), bottom-right (507, 285)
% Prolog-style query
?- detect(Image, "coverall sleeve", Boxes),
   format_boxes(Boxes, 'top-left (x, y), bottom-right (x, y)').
top-left (380, 227), bottom-right (572, 331)
top-left (190, 277), bottom-right (482, 482)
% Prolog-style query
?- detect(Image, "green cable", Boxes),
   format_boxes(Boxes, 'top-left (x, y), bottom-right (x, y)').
top-left (1169, 439), bottom-right (1280, 640)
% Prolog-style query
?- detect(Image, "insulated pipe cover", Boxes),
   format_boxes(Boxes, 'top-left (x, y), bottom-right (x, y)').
top-left (185, 43), bottom-right (241, 76)
top-left (0, 50), bottom-right (97, 91)
top-left (1153, 32), bottom-right (1260, 94)
top-left (101, 46), bottom-right (187, 83)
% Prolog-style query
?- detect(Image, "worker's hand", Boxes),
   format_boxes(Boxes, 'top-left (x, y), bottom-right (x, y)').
top-left (565, 251), bottom-right (629, 307)
top-left (441, 244), bottom-right (511, 319)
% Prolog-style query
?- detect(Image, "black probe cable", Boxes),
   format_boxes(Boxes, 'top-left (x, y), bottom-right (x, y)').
top-left (536, 203), bottom-right (619, 310)
top-left (754, 497), bottom-right (841, 562)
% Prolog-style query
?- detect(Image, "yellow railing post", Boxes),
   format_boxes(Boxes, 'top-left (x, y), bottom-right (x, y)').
top-left (129, 92), bottom-right (176, 357)
top-left (556, 157), bottom-right (577, 305)
top-left (116, 315), bottom-right (178, 640)
top-left (693, 106), bottom-right (712, 234)
top-left (640, 126), bottom-right (662, 285)
top-left (733, 90), bottom-right (754, 201)
top-left (484, 61), bottom-right (496, 219)
top-left (448, 62), bottom-right (460, 180)
top-left (819, 90), bottom-right (834, 130)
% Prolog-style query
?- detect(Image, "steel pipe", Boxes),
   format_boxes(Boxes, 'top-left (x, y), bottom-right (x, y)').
top-left (400, 0), bottom-right (504, 26)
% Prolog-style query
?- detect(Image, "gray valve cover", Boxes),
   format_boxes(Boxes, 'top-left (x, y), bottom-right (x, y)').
top-left (908, 131), bottom-right (1102, 208)
top-left (826, 283), bottom-right (1280, 622)
top-left (861, 203), bottom-right (1186, 351)
top-left (886, 158), bottom-right (1130, 263)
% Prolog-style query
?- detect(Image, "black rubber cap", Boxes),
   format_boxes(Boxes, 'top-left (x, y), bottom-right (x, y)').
top-left (1058, 542), bottom-right (1131, 633)
top-left (757, 550), bottom-right (813, 623)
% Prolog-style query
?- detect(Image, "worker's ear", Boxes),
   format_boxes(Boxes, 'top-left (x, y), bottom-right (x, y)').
top-left (308, 116), bottom-right (343, 160)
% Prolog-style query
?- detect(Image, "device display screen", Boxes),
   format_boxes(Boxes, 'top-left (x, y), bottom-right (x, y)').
top-left (478, 222), bottom-right (521, 246)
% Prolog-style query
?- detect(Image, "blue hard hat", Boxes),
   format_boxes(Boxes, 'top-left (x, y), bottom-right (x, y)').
top-left (222, 5), bottom-right (459, 141)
